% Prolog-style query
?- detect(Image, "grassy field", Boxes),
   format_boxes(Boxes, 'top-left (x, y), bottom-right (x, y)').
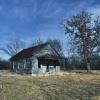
top-left (0, 72), bottom-right (100, 100)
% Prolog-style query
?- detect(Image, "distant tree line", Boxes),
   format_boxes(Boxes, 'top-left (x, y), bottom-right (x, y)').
top-left (0, 59), bottom-right (10, 70)
top-left (62, 54), bottom-right (100, 70)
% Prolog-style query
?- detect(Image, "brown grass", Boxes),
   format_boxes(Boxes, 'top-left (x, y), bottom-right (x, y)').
top-left (0, 71), bottom-right (100, 100)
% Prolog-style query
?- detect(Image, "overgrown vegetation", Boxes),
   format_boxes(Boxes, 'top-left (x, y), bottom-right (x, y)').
top-left (0, 73), bottom-right (100, 100)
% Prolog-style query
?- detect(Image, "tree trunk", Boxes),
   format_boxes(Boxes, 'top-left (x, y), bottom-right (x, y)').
top-left (86, 61), bottom-right (91, 72)
top-left (84, 55), bottom-right (91, 72)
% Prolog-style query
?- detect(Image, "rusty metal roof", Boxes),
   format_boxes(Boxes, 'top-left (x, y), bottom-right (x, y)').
top-left (10, 43), bottom-right (48, 61)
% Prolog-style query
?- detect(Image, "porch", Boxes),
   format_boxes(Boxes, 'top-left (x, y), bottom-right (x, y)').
top-left (37, 56), bottom-right (62, 73)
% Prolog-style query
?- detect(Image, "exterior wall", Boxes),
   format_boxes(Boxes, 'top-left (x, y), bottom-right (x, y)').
top-left (11, 58), bottom-right (32, 74)
top-left (31, 57), bottom-right (39, 74)
top-left (24, 58), bottom-right (32, 74)
top-left (11, 59), bottom-right (61, 75)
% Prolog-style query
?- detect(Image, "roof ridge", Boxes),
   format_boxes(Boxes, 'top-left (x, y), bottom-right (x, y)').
top-left (24, 43), bottom-right (48, 50)
top-left (10, 42), bottom-right (49, 61)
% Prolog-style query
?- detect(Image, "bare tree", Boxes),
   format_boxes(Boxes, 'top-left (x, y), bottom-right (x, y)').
top-left (46, 39), bottom-right (63, 57)
top-left (32, 38), bottom-right (43, 46)
top-left (0, 37), bottom-right (25, 56)
top-left (63, 11), bottom-right (100, 71)
top-left (94, 17), bottom-right (100, 53)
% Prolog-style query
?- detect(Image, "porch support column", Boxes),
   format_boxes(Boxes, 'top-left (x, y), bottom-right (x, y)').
top-left (31, 58), bottom-right (35, 74)
top-left (17, 63), bottom-right (20, 73)
top-left (23, 60), bottom-right (26, 74)
top-left (18, 63), bottom-right (19, 69)
top-left (24, 60), bottom-right (26, 69)
top-left (13, 61), bottom-right (15, 71)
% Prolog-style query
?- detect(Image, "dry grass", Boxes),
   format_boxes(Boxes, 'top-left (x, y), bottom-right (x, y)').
top-left (0, 71), bottom-right (100, 100)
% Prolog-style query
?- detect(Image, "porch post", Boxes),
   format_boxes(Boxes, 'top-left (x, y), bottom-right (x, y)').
top-left (13, 61), bottom-right (15, 71)
top-left (18, 63), bottom-right (19, 69)
top-left (32, 60), bottom-right (34, 74)
top-left (23, 60), bottom-right (26, 74)
top-left (17, 63), bottom-right (19, 73)
top-left (24, 60), bottom-right (26, 69)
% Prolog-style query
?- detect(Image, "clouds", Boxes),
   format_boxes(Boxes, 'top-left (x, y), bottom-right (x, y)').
top-left (0, 0), bottom-right (100, 59)
top-left (91, 0), bottom-right (100, 6)
top-left (89, 6), bottom-right (100, 16)
top-left (0, 0), bottom-right (97, 23)
top-left (0, 0), bottom-right (98, 31)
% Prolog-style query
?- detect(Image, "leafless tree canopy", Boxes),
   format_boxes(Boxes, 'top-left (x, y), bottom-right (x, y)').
top-left (64, 11), bottom-right (100, 71)
top-left (46, 39), bottom-right (63, 57)
top-left (31, 38), bottom-right (43, 46)
top-left (0, 37), bottom-right (25, 56)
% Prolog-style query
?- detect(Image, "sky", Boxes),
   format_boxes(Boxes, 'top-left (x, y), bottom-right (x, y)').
top-left (0, 0), bottom-right (100, 60)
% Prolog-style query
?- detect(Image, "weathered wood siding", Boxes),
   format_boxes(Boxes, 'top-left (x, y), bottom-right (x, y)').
top-left (11, 58), bottom-right (32, 74)
top-left (11, 44), bottom-right (61, 75)
top-left (34, 45), bottom-right (58, 57)
top-left (31, 57), bottom-right (38, 74)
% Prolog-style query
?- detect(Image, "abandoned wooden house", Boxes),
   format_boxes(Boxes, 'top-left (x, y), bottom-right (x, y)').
top-left (10, 43), bottom-right (64, 75)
